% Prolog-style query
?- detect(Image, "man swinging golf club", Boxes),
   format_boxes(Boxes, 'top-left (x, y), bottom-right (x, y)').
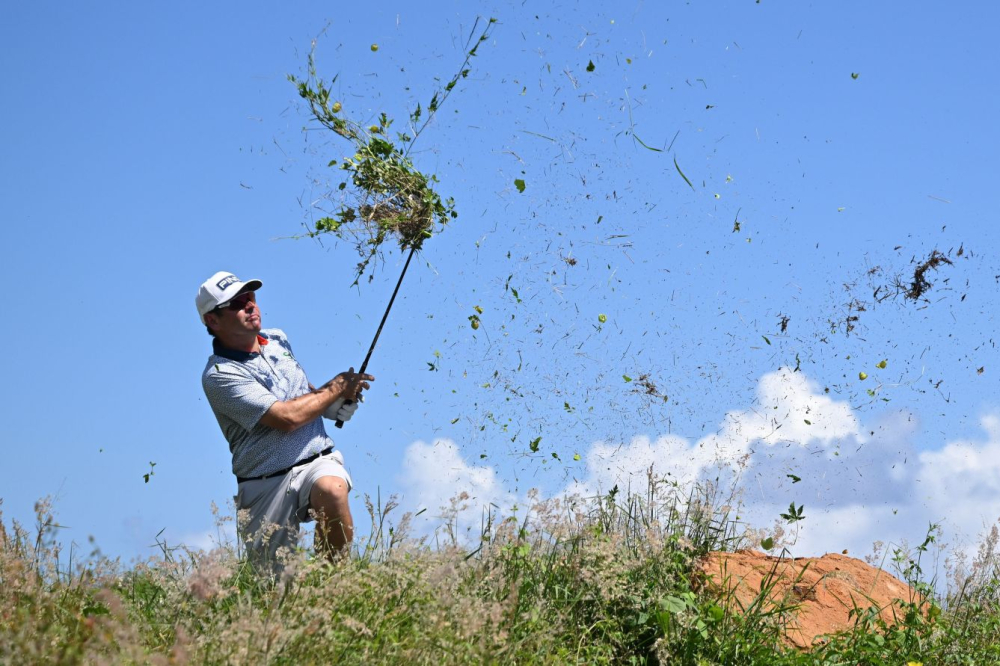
top-left (196, 271), bottom-right (373, 570)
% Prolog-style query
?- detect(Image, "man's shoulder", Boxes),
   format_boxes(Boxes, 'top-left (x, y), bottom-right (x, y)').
top-left (201, 329), bottom-right (289, 384)
top-left (202, 354), bottom-right (242, 384)
top-left (202, 346), bottom-right (256, 383)
top-left (261, 328), bottom-right (287, 342)
top-left (262, 328), bottom-right (296, 353)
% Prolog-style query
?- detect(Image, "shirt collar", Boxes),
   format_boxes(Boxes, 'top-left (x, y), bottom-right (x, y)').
top-left (212, 333), bottom-right (270, 362)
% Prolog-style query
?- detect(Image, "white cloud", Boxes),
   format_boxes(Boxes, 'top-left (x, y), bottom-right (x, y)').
top-left (749, 369), bottom-right (861, 446)
top-left (398, 439), bottom-right (516, 542)
top-left (570, 368), bottom-right (866, 500)
top-left (570, 433), bottom-right (704, 497)
top-left (788, 505), bottom-right (903, 559)
top-left (915, 414), bottom-right (1000, 544)
top-left (172, 522), bottom-right (238, 553)
top-left (176, 529), bottom-right (222, 552)
top-left (396, 370), bottom-right (1000, 570)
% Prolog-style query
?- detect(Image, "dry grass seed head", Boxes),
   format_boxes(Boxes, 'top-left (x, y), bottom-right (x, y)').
top-left (186, 548), bottom-right (235, 602)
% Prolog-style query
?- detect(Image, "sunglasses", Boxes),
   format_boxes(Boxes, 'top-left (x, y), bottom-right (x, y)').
top-left (216, 292), bottom-right (257, 313)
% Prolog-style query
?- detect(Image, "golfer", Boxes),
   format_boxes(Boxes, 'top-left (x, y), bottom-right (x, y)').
top-left (196, 271), bottom-right (373, 570)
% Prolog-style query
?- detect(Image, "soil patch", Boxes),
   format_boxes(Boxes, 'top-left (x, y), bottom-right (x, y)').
top-left (698, 550), bottom-right (918, 649)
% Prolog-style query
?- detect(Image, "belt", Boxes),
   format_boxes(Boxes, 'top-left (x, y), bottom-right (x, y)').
top-left (236, 447), bottom-right (333, 484)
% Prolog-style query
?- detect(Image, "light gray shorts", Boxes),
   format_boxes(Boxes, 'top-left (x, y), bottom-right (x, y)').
top-left (235, 449), bottom-right (352, 571)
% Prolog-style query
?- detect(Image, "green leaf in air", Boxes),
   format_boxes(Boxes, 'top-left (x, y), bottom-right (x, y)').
top-left (529, 436), bottom-right (541, 453)
top-left (761, 537), bottom-right (774, 550)
top-left (586, 60), bottom-right (595, 72)
top-left (623, 374), bottom-right (633, 382)
top-left (780, 502), bottom-right (806, 523)
top-left (632, 134), bottom-right (663, 152)
top-left (514, 178), bottom-right (526, 193)
top-left (762, 335), bottom-right (771, 345)
top-left (673, 155), bottom-right (695, 190)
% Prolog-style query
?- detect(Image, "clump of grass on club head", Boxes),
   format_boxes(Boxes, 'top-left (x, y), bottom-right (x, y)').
top-left (289, 17), bottom-right (497, 285)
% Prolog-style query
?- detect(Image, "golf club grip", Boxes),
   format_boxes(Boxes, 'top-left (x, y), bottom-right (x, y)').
top-left (334, 400), bottom-right (352, 429)
top-left (334, 390), bottom-right (363, 429)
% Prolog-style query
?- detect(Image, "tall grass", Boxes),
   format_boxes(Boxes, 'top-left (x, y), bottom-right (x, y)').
top-left (3, 482), bottom-right (1000, 665)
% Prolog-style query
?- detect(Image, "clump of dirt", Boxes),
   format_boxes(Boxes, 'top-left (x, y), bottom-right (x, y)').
top-left (829, 246), bottom-right (964, 338)
top-left (698, 550), bottom-right (922, 649)
top-left (905, 249), bottom-right (953, 300)
top-left (632, 373), bottom-right (667, 401)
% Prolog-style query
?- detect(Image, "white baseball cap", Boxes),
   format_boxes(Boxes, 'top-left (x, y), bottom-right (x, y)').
top-left (195, 271), bottom-right (263, 323)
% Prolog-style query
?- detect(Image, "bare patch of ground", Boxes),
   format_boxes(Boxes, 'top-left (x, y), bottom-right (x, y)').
top-left (698, 550), bottom-right (920, 649)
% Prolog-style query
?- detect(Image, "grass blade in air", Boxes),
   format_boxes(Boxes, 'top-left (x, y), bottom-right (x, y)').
top-left (674, 155), bottom-right (695, 190)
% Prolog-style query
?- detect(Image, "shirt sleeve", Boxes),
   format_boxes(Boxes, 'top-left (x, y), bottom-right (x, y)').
top-left (203, 362), bottom-right (279, 431)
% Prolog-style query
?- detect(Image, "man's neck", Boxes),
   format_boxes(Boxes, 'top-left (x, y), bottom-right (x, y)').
top-left (216, 331), bottom-right (261, 354)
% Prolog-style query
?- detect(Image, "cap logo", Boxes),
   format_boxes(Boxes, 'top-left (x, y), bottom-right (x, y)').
top-left (216, 274), bottom-right (239, 290)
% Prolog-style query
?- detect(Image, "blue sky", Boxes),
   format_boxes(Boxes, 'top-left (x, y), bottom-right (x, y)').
top-left (3, 1), bottom-right (998, 565)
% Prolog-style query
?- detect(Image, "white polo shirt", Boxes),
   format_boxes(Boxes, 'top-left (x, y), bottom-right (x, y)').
top-left (202, 329), bottom-right (334, 479)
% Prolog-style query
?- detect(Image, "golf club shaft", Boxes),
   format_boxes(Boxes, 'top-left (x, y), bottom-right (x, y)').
top-left (335, 245), bottom-right (417, 428)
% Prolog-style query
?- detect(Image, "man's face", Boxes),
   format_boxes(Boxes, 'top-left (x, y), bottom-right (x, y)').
top-left (206, 291), bottom-right (261, 338)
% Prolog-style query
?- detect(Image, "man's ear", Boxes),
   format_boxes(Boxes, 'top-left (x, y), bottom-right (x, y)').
top-left (204, 312), bottom-right (220, 333)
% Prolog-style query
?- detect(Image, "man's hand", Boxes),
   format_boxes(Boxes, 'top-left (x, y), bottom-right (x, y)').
top-left (259, 368), bottom-right (374, 433)
top-left (329, 367), bottom-right (372, 429)
top-left (323, 398), bottom-right (360, 422)
top-left (329, 367), bottom-right (373, 402)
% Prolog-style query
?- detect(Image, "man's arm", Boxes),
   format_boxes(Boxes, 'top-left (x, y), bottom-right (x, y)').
top-left (259, 369), bottom-right (372, 433)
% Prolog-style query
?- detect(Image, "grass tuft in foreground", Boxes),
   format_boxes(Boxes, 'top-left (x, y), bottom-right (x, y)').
top-left (3, 482), bottom-right (1000, 664)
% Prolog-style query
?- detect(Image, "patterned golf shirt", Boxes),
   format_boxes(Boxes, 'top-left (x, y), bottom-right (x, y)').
top-left (202, 329), bottom-right (334, 479)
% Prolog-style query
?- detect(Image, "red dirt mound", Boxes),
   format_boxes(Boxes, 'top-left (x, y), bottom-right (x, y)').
top-left (698, 550), bottom-right (918, 649)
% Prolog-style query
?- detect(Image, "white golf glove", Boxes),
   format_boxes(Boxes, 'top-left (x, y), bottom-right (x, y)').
top-left (323, 398), bottom-right (360, 422)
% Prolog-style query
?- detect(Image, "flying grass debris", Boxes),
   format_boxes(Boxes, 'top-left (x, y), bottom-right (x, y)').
top-left (632, 373), bottom-right (666, 401)
top-left (290, 17), bottom-right (497, 285)
top-left (290, 18), bottom-right (496, 428)
top-left (674, 155), bottom-right (695, 190)
top-left (905, 250), bottom-right (953, 300)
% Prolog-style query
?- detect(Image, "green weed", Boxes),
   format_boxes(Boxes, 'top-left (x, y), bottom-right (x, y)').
top-left (4, 489), bottom-right (1000, 664)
